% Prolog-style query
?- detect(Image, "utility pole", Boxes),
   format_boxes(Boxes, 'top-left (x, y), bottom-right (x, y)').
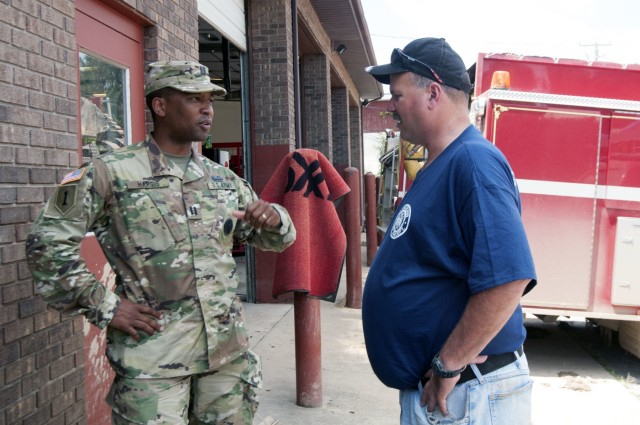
top-left (580, 41), bottom-right (612, 61)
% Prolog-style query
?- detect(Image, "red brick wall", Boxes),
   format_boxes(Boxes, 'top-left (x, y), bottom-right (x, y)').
top-left (0, 0), bottom-right (199, 423)
top-left (362, 99), bottom-right (397, 133)
top-left (0, 1), bottom-right (85, 423)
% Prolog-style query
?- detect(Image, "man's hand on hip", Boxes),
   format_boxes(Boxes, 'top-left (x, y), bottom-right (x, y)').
top-left (109, 297), bottom-right (164, 341)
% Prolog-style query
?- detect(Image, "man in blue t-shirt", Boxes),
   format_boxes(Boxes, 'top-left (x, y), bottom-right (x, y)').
top-left (362, 38), bottom-right (537, 425)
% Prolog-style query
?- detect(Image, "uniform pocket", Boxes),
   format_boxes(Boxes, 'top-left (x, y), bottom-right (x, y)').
top-left (204, 297), bottom-right (252, 371)
top-left (108, 376), bottom-right (159, 424)
top-left (201, 183), bottom-right (238, 243)
top-left (123, 190), bottom-right (175, 261)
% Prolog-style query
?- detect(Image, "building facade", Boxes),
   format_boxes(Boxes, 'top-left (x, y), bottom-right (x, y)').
top-left (0, 0), bottom-right (381, 423)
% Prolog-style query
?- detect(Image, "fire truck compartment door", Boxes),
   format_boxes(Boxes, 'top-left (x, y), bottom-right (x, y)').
top-left (611, 217), bottom-right (640, 306)
top-left (490, 103), bottom-right (601, 311)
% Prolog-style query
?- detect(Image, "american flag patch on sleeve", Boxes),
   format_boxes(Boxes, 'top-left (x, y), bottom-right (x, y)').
top-left (60, 169), bottom-right (85, 185)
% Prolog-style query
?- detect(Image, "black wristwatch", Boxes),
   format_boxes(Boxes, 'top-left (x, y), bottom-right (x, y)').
top-left (431, 353), bottom-right (466, 378)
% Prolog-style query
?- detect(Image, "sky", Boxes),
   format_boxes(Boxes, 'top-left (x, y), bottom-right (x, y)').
top-left (361, 0), bottom-right (640, 70)
top-left (359, 0), bottom-right (640, 173)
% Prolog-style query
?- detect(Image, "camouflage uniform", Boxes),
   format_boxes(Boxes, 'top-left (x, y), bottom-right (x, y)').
top-left (27, 61), bottom-right (296, 424)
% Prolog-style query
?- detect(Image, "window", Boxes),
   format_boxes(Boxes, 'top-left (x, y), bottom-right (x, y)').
top-left (79, 52), bottom-right (130, 165)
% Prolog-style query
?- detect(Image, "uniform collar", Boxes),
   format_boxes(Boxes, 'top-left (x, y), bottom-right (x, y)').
top-left (144, 136), bottom-right (206, 183)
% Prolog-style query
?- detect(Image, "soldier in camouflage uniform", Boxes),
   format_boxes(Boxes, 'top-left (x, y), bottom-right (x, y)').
top-left (26, 61), bottom-right (297, 424)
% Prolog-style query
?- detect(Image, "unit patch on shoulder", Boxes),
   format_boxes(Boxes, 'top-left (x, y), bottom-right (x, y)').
top-left (60, 169), bottom-right (85, 185)
top-left (55, 184), bottom-right (77, 215)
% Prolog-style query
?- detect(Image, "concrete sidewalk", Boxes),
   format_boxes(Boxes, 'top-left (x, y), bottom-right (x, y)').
top-left (243, 239), bottom-right (640, 425)
top-left (245, 301), bottom-right (398, 425)
top-left (244, 239), bottom-right (399, 425)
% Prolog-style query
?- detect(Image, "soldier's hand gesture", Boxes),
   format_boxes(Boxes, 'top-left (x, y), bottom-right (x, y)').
top-left (233, 200), bottom-right (281, 231)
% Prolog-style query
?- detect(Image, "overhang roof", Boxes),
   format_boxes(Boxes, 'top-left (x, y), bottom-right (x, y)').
top-left (310, 0), bottom-right (383, 101)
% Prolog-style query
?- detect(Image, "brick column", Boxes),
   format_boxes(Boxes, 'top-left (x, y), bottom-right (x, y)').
top-left (300, 54), bottom-right (331, 160)
top-left (350, 105), bottom-right (363, 174)
top-left (249, 0), bottom-right (296, 151)
top-left (248, 0), bottom-right (297, 302)
top-left (331, 87), bottom-right (350, 171)
top-left (350, 105), bottom-right (364, 225)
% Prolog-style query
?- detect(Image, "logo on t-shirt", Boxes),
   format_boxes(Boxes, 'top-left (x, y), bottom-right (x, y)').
top-left (390, 204), bottom-right (411, 239)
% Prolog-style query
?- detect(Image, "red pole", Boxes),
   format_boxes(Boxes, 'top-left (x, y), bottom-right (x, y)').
top-left (364, 172), bottom-right (378, 266)
top-left (294, 292), bottom-right (322, 407)
top-left (343, 167), bottom-right (362, 309)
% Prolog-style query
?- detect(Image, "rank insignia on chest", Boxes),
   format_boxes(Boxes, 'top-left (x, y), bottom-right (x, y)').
top-left (187, 204), bottom-right (202, 220)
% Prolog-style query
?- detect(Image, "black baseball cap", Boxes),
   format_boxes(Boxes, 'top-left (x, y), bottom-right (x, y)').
top-left (366, 37), bottom-right (473, 93)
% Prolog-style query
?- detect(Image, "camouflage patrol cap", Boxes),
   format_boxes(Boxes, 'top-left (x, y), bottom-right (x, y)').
top-left (144, 61), bottom-right (227, 97)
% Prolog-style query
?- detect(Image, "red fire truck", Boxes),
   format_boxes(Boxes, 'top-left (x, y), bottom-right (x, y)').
top-left (471, 53), bottom-right (640, 357)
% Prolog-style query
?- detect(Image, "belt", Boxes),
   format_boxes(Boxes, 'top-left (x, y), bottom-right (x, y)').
top-left (421, 346), bottom-right (523, 387)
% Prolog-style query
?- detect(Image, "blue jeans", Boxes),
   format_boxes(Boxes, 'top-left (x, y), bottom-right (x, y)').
top-left (399, 352), bottom-right (532, 425)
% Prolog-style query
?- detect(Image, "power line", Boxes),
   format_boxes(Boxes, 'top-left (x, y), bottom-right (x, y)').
top-left (579, 41), bottom-right (612, 61)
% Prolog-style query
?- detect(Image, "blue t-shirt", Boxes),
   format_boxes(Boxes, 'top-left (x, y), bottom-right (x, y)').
top-left (362, 125), bottom-right (537, 390)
